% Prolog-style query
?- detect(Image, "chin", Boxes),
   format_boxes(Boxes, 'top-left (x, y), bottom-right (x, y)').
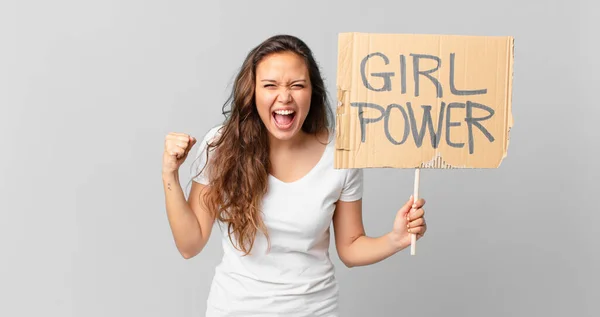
top-left (267, 124), bottom-right (303, 141)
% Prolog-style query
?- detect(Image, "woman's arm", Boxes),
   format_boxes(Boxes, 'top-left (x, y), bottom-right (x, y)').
top-left (332, 197), bottom-right (426, 268)
top-left (163, 172), bottom-right (216, 259)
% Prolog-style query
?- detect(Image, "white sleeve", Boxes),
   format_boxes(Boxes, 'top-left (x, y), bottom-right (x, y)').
top-left (190, 125), bottom-right (222, 185)
top-left (339, 168), bottom-right (363, 202)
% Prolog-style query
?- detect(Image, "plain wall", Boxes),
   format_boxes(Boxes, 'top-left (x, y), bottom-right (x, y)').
top-left (1, 0), bottom-right (598, 316)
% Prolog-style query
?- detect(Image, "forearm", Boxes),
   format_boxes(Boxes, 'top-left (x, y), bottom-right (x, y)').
top-left (341, 233), bottom-right (409, 267)
top-left (163, 172), bottom-right (204, 258)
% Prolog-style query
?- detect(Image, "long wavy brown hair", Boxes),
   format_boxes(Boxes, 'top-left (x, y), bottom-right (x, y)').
top-left (197, 34), bottom-right (333, 255)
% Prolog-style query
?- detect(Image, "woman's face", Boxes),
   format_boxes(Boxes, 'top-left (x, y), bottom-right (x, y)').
top-left (255, 51), bottom-right (312, 143)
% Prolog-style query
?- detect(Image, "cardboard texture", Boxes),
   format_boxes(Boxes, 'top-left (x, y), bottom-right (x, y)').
top-left (335, 32), bottom-right (514, 169)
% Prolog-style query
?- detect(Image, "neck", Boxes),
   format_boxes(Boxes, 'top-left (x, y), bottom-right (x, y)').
top-left (268, 130), bottom-right (310, 152)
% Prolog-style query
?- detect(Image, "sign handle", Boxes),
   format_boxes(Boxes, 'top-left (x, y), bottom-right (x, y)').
top-left (411, 168), bottom-right (420, 256)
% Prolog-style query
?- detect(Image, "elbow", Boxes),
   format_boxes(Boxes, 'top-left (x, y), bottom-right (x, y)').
top-left (180, 251), bottom-right (196, 260)
top-left (338, 253), bottom-right (356, 268)
top-left (177, 244), bottom-right (202, 260)
top-left (175, 237), bottom-right (207, 260)
top-left (341, 259), bottom-right (357, 268)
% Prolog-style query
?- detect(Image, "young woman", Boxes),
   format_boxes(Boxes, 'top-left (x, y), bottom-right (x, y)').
top-left (162, 34), bottom-right (427, 317)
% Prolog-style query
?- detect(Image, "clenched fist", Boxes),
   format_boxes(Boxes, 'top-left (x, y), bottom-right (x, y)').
top-left (388, 195), bottom-right (427, 250)
top-left (163, 132), bottom-right (196, 175)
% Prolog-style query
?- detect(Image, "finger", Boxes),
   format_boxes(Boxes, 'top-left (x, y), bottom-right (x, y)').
top-left (408, 207), bottom-right (424, 221)
top-left (170, 147), bottom-right (185, 157)
top-left (408, 217), bottom-right (425, 228)
top-left (407, 225), bottom-right (425, 235)
top-left (165, 137), bottom-right (187, 149)
top-left (175, 135), bottom-right (191, 143)
top-left (167, 133), bottom-right (191, 142)
top-left (175, 141), bottom-right (189, 149)
top-left (166, 133), bottom-right (181, 140)
top-left (186, 136), bottom-right (197, 151)
top-left (411, 198), bottom-right (426, 209)
top-left (399, 196), bottom-right (416, 224)
top-left (418, 224), bottom-right (427, 238)
top-left (183, 138), bottom-right (196, 157)
top-left (169, 132), bottom-right (189, 138)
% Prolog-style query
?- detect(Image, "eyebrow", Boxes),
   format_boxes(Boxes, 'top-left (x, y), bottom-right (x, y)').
top-left (260, 79), bottom-right (307, 83)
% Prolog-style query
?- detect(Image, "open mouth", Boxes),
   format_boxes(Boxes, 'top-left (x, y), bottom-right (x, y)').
top-left (272, 109), bottom-right (296, 130)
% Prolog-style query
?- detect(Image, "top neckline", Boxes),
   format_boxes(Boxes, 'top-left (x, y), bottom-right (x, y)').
top-left (268, 131), bottom-right (333, 185)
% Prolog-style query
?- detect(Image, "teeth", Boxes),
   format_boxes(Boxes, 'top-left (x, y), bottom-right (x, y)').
top-left (274, 110), bottom-right (294, 115)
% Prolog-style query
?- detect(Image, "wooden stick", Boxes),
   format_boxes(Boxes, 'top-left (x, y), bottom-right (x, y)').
top-left (411, 168), bottom-right (420, 256)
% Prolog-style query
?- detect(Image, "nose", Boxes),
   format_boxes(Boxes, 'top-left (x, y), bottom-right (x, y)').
top-left (277, 89), bottom-right (292, 104)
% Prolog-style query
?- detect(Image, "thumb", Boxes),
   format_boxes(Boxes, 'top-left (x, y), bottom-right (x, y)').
top-left (182, 136), bottom-right (197, 158)
top-left (393, 195), bottom-right (414, 229)
top-left (400, 195), bottom-right (415, 215)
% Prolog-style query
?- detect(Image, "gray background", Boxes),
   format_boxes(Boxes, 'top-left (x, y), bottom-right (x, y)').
top-left (1, 0), bottom-right (598, 316)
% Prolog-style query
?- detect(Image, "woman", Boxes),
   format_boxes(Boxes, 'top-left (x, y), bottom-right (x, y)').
top-left (162, 34), bottom-right (427, 317)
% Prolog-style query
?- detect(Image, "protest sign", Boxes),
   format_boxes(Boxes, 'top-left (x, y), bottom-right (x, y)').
top-left (335, 32), bottom-right (514, 254)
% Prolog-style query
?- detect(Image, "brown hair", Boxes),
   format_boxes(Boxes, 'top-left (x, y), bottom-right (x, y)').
top-left (198, 34), bottom-right (333, 255)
